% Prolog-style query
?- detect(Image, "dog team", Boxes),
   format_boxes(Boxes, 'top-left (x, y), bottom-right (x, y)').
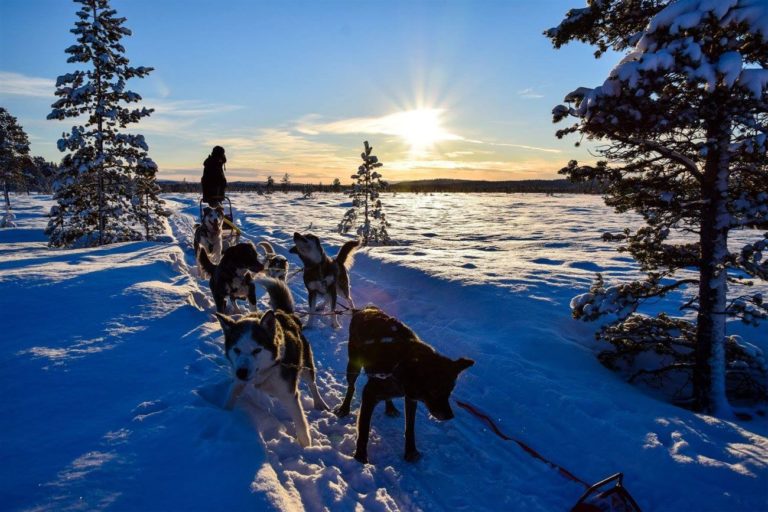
top-left (194, 210), bottom-right (473, 463)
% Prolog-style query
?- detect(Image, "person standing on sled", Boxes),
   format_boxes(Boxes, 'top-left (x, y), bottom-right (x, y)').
top-left (201, 145), bottom-right (227, 207)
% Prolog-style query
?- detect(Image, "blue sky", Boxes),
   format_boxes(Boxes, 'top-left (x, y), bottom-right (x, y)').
top-left (0, 0), bottom-right (616, 183)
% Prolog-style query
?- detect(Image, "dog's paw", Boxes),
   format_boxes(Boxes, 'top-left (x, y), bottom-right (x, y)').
top-left (353, 451), bottom-right (369, 464)
top-left (404, 450), bottom-right (422, 463)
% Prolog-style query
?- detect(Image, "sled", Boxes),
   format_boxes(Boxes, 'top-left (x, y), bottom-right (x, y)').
top-left (199, 195), bottom-right (241, 248)
top-left (571, 473), bottom-right (641, 512)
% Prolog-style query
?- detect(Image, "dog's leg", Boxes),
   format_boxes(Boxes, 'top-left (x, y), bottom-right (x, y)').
top-left (404, 398), bottom-right (421, 462)
top-left (224, 380), bottom-right (246, 410)
top-left (335, 360), bottom-right (362, 417)
top-left (329, 287), bottom-right (341, 329)
top-left (214, 292), bottom-right (227, 314)
top-left (307, 291), bottom-right (319, 328)
top-left (385, 400), bottom-right (401, 417)
top-left (263, 379), bottom-right (312, 447)
top-left (302, 368), bottom-right (330, 411)
top-left (353, 382), bottom-right (380, 463)
top-left (247, 282), bottom-right (259, 313)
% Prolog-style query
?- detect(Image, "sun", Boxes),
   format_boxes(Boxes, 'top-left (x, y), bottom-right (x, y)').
top-left (386, 108), bottom-right (459, 156)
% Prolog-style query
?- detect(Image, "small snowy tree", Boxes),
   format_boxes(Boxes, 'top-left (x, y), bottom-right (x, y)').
top-left (338, 141), bottom-right (391, 245)
top-left (548, 0), bottom-right (768, 414)
top-left (281, 172), bottom-right (290, 193)
top-left (0, 107), bottom-right (32, 227)
top-left (46, 0), bottom-right (165, 247)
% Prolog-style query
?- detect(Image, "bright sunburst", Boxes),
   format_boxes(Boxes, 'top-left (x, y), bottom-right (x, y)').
top-left (385, 108), bottom-right (460, 156)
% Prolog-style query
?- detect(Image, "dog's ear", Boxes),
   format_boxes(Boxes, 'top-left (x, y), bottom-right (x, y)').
top-left (454, 357), bottom-right (474, 373)
top-left (288, 246), bottom-right (298, 254)
top-left (215, 312), bottom-right (235, 335)
top-left (260, 310), bottom-right (276, 336)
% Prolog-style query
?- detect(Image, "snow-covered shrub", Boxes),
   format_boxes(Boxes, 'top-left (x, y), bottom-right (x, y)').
top-left (549, 0), bottom-right (768, 413)
top-left (338, 141), bottom-right (392, 245)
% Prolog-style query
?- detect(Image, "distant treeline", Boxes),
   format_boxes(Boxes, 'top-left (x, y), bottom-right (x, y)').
top-left (388, 178), bottom-right (601, 194)
top-left (159, 178), bottom-right (601, 195)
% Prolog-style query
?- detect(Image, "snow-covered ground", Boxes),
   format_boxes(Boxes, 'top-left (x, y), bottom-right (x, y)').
top-left (1, 192), bottom-right (766, 512)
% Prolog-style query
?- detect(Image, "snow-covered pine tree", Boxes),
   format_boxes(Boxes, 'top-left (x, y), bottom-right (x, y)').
top-left (548, 0), bottom-right (768, 414)
top-left (0, 107), bottom-right (32, 227)
top-left (265, 175), bottom-right (275, 194)
top-left (0, 107), bottom-right (32, 228)
top-left (338, 141), bottom-right (391, 245)
top-left (46, 0), bottom-right (165, 247)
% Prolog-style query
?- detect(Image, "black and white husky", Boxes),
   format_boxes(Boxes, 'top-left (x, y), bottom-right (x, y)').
top-left (198, 242), bottom-right (264, 313)
top-left (289, 232), bottom-right (360, 328)
top-left (216, 277), bottom-right (329, 447)
top-left (194, 206), bottom-right (225, 266)
top-left (257, 241), bottom-right (289, 281)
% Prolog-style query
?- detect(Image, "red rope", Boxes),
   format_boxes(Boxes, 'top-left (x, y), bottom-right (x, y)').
top-left (454, 399), bottom-right (590, 488)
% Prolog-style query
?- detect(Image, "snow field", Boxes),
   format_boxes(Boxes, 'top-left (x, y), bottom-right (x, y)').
top-left (1, 193), bottom-right (766, 511)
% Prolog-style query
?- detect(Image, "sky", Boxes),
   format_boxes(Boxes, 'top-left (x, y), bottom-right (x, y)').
top-left (0, 0), bottom-right (617, 184)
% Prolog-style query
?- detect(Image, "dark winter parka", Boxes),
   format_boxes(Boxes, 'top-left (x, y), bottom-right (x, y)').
top-left (201, 146), bottom-right (227, 204)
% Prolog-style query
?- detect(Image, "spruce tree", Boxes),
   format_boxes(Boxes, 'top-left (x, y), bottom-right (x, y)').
top-left (0, 107), bottom-right (32, 226)
top-left (46, 0), bottom-right (165, 247)
top-left (281, 172), bottom-right (290, 193)
top-left (548, 0), bottom-right (768, 414)
top-left (338, 141), bottom-right (391, 245)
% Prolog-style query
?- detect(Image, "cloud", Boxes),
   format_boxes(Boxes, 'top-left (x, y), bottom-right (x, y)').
top-left (0, 71), bottom-right (55, 98)
top-left (132, 98), bottom-right (243, 135)
top-left (518, 87), bottom-right (545, 99)
top-left (296, 109), bottom-right (463, 142)
top-left (485, 142), bottom-right (562, 154)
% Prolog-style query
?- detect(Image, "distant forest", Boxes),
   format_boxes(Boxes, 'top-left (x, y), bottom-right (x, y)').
top-left (159, 178), bottom-right (601, 195)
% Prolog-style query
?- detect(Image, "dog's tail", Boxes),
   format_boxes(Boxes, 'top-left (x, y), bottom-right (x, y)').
top-left (197, 248), bottom-right (217, 279)
top-left (255, 276), bottom-right (295, 314)
top-left (256, 241), bottom-right (276, 259)
top-left (335, 239), bottom-right (361, 269)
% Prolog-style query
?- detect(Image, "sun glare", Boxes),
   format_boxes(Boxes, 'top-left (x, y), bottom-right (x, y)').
top-left (388, 108), bottom-right (458, 156)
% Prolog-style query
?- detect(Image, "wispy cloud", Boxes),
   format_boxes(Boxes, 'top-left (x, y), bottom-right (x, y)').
top-left (296, 109), bottom-right (463, 142)
top-left (518, 87), bottom-right (544, 99)
top-left (135, 98), bottom-right (244, 135)
top-left (0, 71), bottom-right (55, 98)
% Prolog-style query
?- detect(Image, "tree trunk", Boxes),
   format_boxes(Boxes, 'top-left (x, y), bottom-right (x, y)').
top-left (93, 1), bottom-right (105, 246)
top-left (3, 180), bottom-right (10, 210)
top-left (694, 119), bottom-right (732, 415)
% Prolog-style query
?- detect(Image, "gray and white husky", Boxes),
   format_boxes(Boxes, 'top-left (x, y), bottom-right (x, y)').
top-left (216, 277), bottom-right (329, 447)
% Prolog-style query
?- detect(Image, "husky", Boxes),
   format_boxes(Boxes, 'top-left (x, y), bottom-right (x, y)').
top-left (335, 306), bottom-right (474, 464)
top-left (198, 242), bottom-right (264, 313)
top-left (289, 232), bottom-right (360, 328)
top-left (217, 277), bottom-right (330, 447)
top-left (194, 205), bottom-right (225, 266)
top-left (257, 241), bottom-right (289, 281)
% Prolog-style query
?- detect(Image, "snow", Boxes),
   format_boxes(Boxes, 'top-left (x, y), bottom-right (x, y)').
top-left (1, 193), bottom-right (767, 511)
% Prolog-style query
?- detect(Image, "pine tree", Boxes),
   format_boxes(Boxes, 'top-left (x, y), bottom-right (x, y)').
top-left (0, 107), bottom-right (32, 226)
top-left (265, 175), bottom-right (275, 194)
top-left (332, 178), bottom-right (342, 192)
top-left (548, 0), bottom-right (768, 414)
top-left (281, 172), bottom-right (290, 193)
top-left (46, 0), bottom-right (165, 247)
top-left (338, 141), bottom-right (391, 245)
